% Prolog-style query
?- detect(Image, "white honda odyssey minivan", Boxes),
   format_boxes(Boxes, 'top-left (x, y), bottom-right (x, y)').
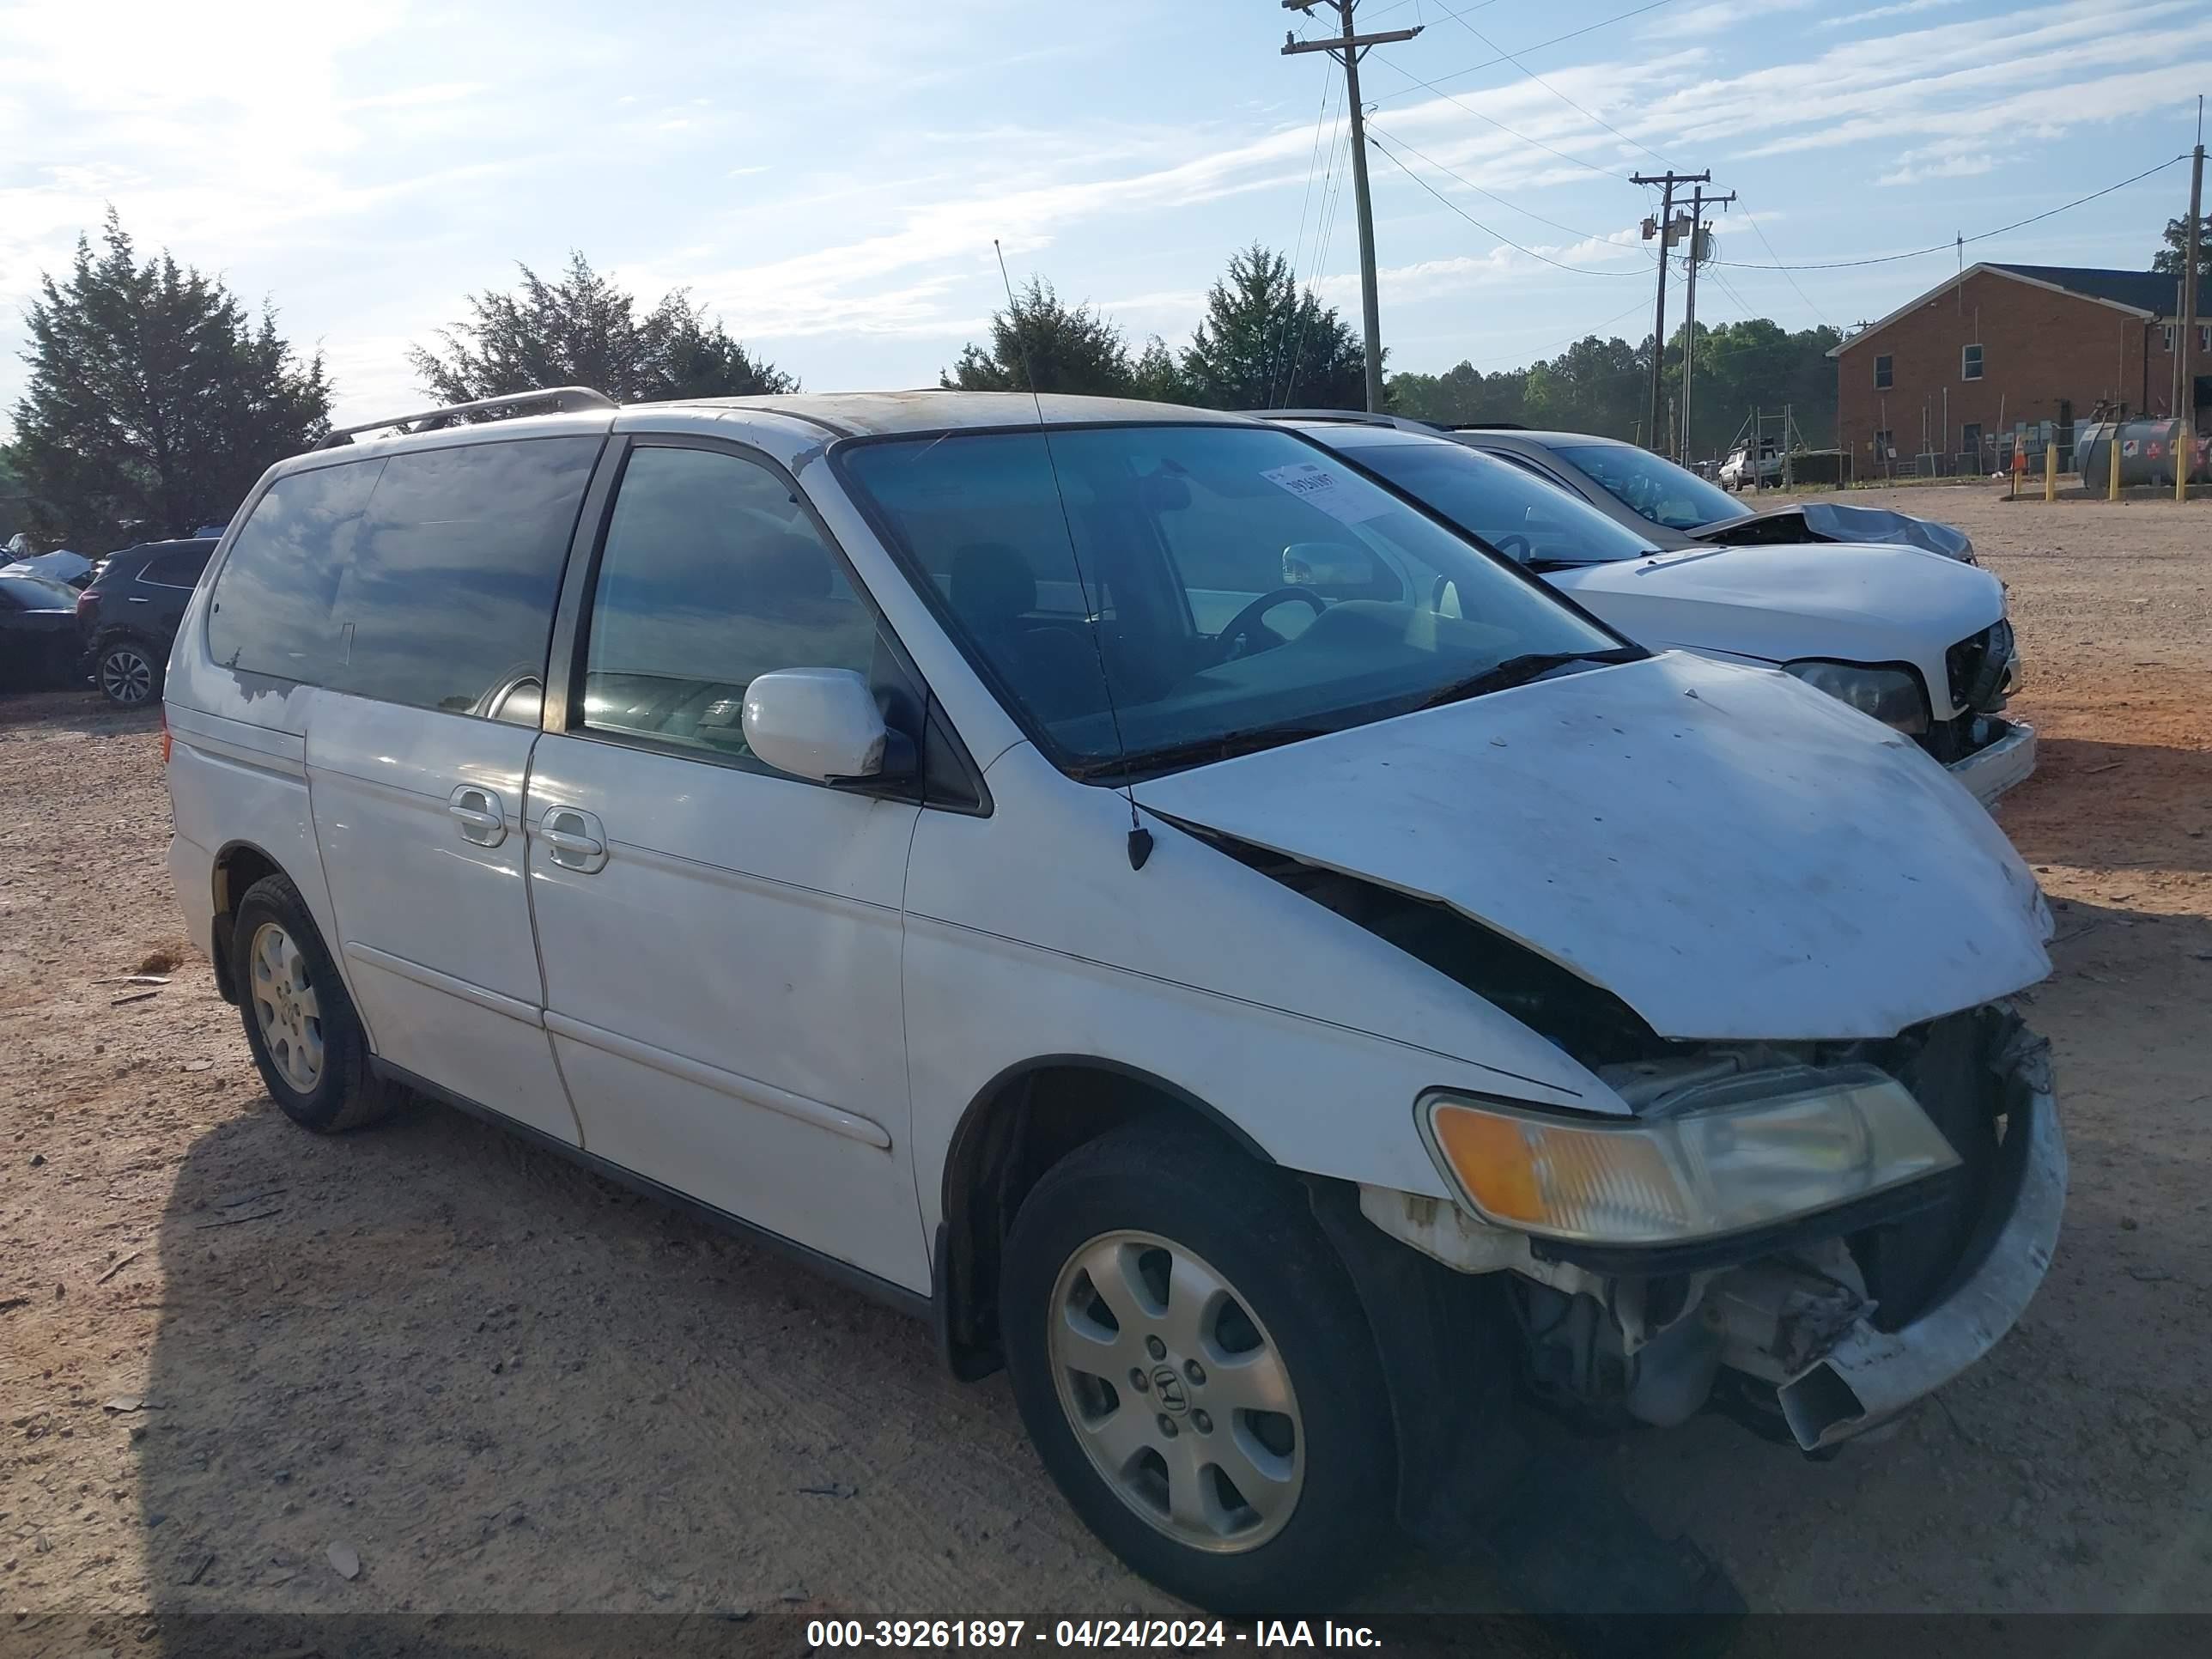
top-left (163, 387), bottom-right (2064, 1613)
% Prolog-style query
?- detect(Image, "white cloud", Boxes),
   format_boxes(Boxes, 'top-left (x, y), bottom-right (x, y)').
top-left (1820, 0), bottom-right (1970, 28)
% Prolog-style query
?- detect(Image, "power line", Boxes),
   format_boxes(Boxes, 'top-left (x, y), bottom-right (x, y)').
top-left (1269, 70), bottom-right (1344, 406)
top-left (1425, 0), bottom-right (1673, 167)
top-left (1367, 130), bottom-right (1647, 275)
top-left (1366, 51), bottom-right (1642, 185)
top-left (1711, 155), bottom-right (2189, 270)
top-left (1364, 118), bottom-right (1638, 245)
top-left (1733, 203), bottom-right (1834, 327)
top-left (1371, 0), bottom-right (1680, 110)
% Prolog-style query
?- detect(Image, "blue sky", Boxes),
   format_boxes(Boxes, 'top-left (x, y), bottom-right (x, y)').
top-left (1, 0), bottom-right (2206, 427)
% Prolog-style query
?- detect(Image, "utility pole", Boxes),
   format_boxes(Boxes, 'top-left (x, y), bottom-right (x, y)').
top-left (2179, 129), bottom-right (2204, 498)
top-left (1282, 1), bottom-right (1422, 412)
top-left (1633, 169), bottom-right (1708, 453)
top-left (1678, 185), bottom-right (1733, 466)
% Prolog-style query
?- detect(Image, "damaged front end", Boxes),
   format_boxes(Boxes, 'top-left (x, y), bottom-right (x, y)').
top-left (1366, 1007), bottom-right (2063, 1451)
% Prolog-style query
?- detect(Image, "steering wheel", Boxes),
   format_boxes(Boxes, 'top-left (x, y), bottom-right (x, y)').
top-left (1216, 586), bottom-right (1328, 660)
top-left (1490, 532), bottom-right (1532, 564)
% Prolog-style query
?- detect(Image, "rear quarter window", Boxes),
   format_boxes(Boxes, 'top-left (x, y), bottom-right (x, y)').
top-left (206, 460), bottom-right (381, 683)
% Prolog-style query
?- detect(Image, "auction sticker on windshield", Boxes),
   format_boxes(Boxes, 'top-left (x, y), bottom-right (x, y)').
top-left (1260, 461), bottom-right (1390, 526)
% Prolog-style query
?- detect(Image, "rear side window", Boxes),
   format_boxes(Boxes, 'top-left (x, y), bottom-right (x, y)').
top-left (329, 437), bottom-right (599, 714)
top-left (207, 460), bottom-right (381, 682)
top-left (206, 436), bottom-right (598, 709)
top-left (580, 445), bottom-right (879, 765)
top-left (140, 548), bottom-right (211, 587)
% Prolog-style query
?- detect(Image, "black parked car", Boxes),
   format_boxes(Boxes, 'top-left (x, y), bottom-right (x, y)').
top-left (76, 538), bottom-right (217, 707)
top-left (0, 571), bottom-right (88, 691)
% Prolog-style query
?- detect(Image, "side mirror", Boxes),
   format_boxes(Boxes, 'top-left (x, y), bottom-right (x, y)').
top-left (742, 667), bottom-right (914, 785)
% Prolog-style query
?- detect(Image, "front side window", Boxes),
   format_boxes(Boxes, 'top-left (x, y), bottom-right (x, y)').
top-left (1340, 439), bottom-right (1661, 565)
top-left (839, 423), bottom-right (1626, 775)
top-left (1553, 443), bottom-right (1741, 532)
top-left (580, 445), bottom-right (880, 766)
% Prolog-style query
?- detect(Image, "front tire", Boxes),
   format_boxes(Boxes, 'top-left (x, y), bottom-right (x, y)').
top-left (96, 637), bottom-right (162, 707)
top-left (1000, 1120), bottom-right (1394, 1614)
top-left (230, 874), bottom-right (399, 1133)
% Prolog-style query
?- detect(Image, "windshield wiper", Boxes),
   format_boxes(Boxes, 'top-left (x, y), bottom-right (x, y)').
top-left (1070, 721), bottom-right (1335, 780)
top-left (1412, 646), bottom-right (1644, 711)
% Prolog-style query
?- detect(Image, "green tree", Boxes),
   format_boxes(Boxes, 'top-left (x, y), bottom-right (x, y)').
top-left (410, 252), bottom-right (793, 407)
top-left (10, 210), bottom-right (331, 548)
top-left (2152, 214), bottom-right (2211, 278)
top-left (1388, 360), bottom-right (1528, 426)
top-left (1520, 335), bottom-right (1650, 439)
top-left (1130, 334), bottom-right (1190, 404)
top-left (1181, 243), bottom-right (1366, 410)
top-left (941, 278), bottom-right (1135, 395)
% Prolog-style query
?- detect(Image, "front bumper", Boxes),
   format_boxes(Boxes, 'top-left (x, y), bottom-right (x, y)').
top-left (1772, 1066), bottom-right (2064, 1449)
top-left (1945, 716), bottom-right (2036, 808)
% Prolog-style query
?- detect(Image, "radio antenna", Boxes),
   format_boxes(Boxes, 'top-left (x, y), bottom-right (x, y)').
top-left (991, 239), bottom-right (1153, 871)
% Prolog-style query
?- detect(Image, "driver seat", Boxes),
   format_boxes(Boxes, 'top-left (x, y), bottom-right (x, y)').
top-left (947, 542), bottom-right (1109, 724)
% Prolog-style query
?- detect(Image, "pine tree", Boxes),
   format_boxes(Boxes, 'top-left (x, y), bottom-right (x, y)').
top-left (409, 252), bottom-right (793, 407)
top-left (1181, 244), bottom-right (1365, 411)
top-left (941, 278), bottom-right (1135, 395)
top-left (11, 210), bottom-right (331, 547)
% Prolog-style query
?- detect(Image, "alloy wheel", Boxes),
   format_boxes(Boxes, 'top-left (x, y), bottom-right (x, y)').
top-left (100, 647), bottom-right (155, 704)
top-left (249, 921), bottom-right (325, 1092)
top-left (1048, 1230), bottom-right (1304, 1554)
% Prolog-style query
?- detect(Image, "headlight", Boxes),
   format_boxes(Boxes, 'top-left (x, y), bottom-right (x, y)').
top-left (1784, 659), bottom-right (1930, 734)
top-left (1422, 1065), bottom-right (1960, 1246)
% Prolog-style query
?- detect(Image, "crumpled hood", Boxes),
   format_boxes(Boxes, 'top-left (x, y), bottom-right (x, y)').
top-left (1133, 652), bottom-right (2051, 1042)
top-left (1695, 501), bottom-right (1974, 562)
top-left (1544, 541), bottom-right (2005, 717)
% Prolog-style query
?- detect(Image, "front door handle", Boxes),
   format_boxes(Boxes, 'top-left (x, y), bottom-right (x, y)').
top-left (125, 595), bottom-right (152, 605)
top-left (447, 784), bottom-right (507, 848)
top-left (540, 805), bottom-right (609, 873)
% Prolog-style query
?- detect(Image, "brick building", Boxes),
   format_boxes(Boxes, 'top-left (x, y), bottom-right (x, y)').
top-left (1831, 263), bottom-right (2212, 477)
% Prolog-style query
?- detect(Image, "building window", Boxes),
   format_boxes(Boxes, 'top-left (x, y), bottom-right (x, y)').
top-left (2201, 325), bottom-right (2210, 352)
top-left (1961, 343), bottom-right (1984, 381)
top-left (1874, 354), bottom-right (1893, 390)
top-left (1873, 428), bottom-right (1895, 459)
top-left (1960, 422), bottom-right (1983, 467)
top-left (2165, 325), bottom-right (2176, 352)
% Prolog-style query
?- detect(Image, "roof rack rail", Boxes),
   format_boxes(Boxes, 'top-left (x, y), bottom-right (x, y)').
top-left (316, 386), bottom-right (617, 450)
top-left (1445, 422), bottom-right (1528, 430)
top-left (1250, 408), bottom-right (1448, 434)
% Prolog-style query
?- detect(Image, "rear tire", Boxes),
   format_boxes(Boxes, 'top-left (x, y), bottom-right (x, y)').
top-left (96, 637), bottom-right (162, 707)
top-left (230, 874), bottom-right (399, 1133)
top-left (1000, 1119), bottom-right (1395, 1614)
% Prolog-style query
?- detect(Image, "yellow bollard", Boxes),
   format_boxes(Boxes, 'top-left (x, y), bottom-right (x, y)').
top-left (2110, 429), bottom-right (2123, 501)
top-left (2044, 441), bottom-right (2057, 502)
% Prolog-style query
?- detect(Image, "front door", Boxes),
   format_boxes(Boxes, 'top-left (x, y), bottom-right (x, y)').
top-left (526, 439), bottom-right (928, 1292)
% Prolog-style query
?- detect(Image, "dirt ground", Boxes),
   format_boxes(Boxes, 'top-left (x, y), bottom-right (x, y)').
top-left (3, 487), bottom-right (2210, 1651)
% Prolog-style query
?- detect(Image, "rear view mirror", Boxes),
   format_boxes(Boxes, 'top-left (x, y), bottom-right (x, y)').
top-left (742, 667), bottom-right (913, 785)
top-left (1281, 541), bottom-right (1399, 599)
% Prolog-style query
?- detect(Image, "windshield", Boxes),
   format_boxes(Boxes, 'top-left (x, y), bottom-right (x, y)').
top-left (1557, 443), bottom-right (1741, 532)
top-left (1336, 438), bottom-right (1660, 565)
top-left (839, 423), bottom-right (1626, 775)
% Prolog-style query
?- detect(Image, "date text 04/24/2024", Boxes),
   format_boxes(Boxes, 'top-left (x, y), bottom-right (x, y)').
top-left (803, 1620), bottom-right (1382, 1648)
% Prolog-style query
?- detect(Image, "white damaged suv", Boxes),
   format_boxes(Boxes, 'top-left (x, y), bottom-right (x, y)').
top-left (162, 389), bottom-right (2063, 1613)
